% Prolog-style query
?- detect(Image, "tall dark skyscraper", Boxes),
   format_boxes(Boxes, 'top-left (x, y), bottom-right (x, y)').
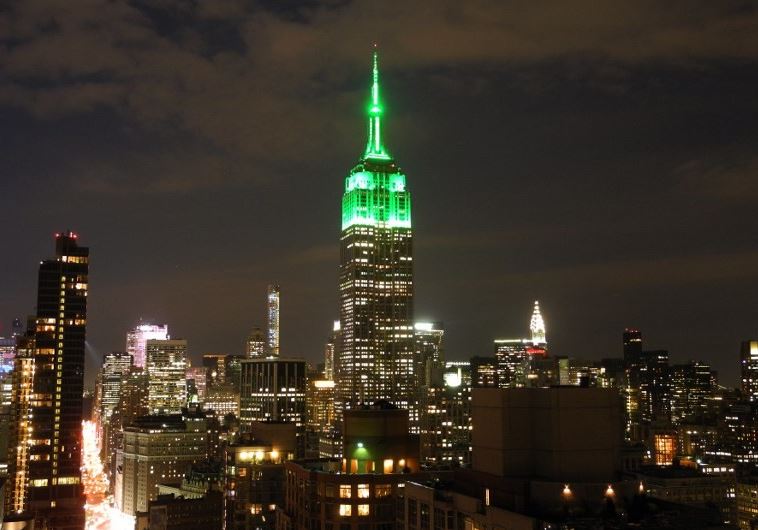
top-left (336, 50), bottom-right (415, 426)
top-left (6, 231), bottom-right (89, 529)
top-left (623, 328), bottom-right (643, 366)
top-left (670, 360), bottom-right (713, 424)
top-left (12, 317), bottom-right (24, 338)
top-left (638, 349), bottom-right (672, 424)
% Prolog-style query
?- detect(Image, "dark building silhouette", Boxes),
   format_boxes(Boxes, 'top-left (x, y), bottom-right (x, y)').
top-left (471, 356), bottom-right (499, 388)
top-left (623, 328), bottom-right (643, 367)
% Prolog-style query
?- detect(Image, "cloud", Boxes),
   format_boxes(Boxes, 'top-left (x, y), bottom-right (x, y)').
top-left (287, 244), bottom-right (338, 266)
top-left (477, 249), bottom-right (758, 292)
top-left (675, 156), bottom-right (758, 202)
top-left (1, 0), bottom-right (757, 192)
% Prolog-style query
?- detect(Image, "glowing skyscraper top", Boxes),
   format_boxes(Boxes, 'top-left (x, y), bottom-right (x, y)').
top-left (341, 49), bottom-right (411, 231)
top-left (530, 300), bottom-right (546, 345)
top-left (126, 323), bottom-right (169, 368)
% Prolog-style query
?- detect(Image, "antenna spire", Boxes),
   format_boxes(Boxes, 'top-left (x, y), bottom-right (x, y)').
top-left (364, 45), bottom-right (390, 160)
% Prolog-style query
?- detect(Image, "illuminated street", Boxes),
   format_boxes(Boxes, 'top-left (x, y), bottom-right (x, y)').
top-left (82, 420), bottom-right (134, 530)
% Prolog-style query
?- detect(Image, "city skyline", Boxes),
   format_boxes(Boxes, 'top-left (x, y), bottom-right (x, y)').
top-left (2, 3), bottom-right (758, 388)
top-left (3, 6), bottom-right (758, 528)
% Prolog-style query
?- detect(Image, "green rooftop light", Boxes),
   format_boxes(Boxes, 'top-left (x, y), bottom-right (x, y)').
top-left (341, 48), bottom-right (412, 231)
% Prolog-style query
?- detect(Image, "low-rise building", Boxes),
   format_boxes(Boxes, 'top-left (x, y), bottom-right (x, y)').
top-left (277, 402), bottom-right (441, 530)
top-left (634, 464), bottom-right (735, 524)
top-left (225, 422), bottom-right (297, 530)
top-left (137, 490), bottom-right (223, 530)
top-left (115, 412), bottom-right (211, 516)
top-left (736, 477), bottom-right (758, 530)
top-left (278, 459), bottom-right (423, 530)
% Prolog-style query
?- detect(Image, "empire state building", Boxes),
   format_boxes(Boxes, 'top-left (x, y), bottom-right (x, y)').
top-left (336, 50), bottom-right (416, 427)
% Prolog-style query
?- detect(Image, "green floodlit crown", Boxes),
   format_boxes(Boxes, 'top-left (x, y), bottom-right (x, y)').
top-left (342, 49), bottom-right (412, 231)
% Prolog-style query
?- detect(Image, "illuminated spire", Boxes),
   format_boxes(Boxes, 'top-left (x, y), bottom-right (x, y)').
top-left (530, 300), bottom-right (546, 345)
top-left (364, 45), bottom-right (390, 160)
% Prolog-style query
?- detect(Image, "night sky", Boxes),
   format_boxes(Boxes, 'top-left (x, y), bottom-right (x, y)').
top-left (2, 1), bottom-right (758, 388)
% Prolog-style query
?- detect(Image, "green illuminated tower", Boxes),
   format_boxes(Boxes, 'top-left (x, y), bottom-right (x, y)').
top-left (336, 49), bottom-right (416, 430)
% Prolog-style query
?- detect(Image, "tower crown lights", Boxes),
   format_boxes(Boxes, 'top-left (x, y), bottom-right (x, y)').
top-left (363, 47), bottom-right (391, 162)
top-left (530, 300), bottom-right (546, 345)
top-left (341, 48), bottom-right (411, 231)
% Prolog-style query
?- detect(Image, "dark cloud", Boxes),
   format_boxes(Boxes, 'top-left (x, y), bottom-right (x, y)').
top-left (1, 0), bottom-right (757, 386)
top-left (2, 0), bottom-right (758, 185)
top-left (675, 156), bottom-right (758, 202)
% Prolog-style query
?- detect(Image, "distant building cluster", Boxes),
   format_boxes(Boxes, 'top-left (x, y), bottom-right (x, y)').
top-left (2, 51), bottom-right (758, 530)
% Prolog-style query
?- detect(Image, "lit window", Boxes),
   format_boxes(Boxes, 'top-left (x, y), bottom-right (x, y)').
top-left (383, 459), bottom-right (394, 474)
top-left (339, 504), bottom-right (352, 516)
top-left (358, 504), bottom-right (369, 516)
top-left (357, 484), bottom-right (369, 498)
top-left (340, 485), bottom-right (352, 498)
top-left (375, 484), bottom-right (391, 498)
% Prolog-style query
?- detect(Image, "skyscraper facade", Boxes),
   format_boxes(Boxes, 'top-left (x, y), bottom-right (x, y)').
top-left (267, 284), bottom-right (280, 357)
top-left (741, 340), bottom-right (758, 402)
top-left (306, 379), bottom-right (336, 436)
top-left (0, 334), bottom-right (15, 373)
top-left (670, 361), bottom-right (713, 425)
top-left (203, 353), bottom-right (228, 387)
top-left (239, 358), bottom-right (307, 454)
top-left (104, 367), bottom-right (149, 482)
top-left (115, 413), bottom-right (211, 516)
top-left (6, 232), bottom-right (89, 529)
top-left (414, 322), bottom-right (444, 388)
top-left (146, 338), bottom-right (188, 414)
top-left (470, 356), bottom-right (499, 388)
top-left (419, 361), bottom-right (472, 466)
top-left (100, 352), bottom-right (133, 423)
top-left (623, 328), bottom-right (644, 440)
top-left (5, 334), bottom-right (36, 517)
top-left (0, 325), bottom-right (17, 477)
top-left (336, 51), bottom-right (414, 426)
top-left (638, 349), bottom-right (672, 424)
top-left (126, 322), bottom-right (169, 368)
top-left (245, 326), bottom-right (266, 359)
top-left (494, 339), bottom-right (529, 388)
top-left (623, 328), bottom-right (643, 366)
top-left (324, 320), bottom-right (339, 381)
